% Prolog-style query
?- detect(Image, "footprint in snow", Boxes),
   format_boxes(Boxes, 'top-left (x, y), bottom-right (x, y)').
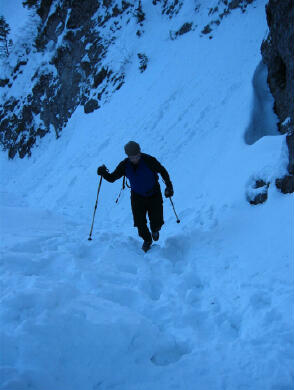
top-left (138, 276), bottom-right (163, 301)
top-left (158, 235), bottom-right (190, 271)
top-left (215, 312), bottom-right (242, 340)
top-left (151, 339), bottom-right (190, 366)
top-left (249, 292), bottom-right (272, 310)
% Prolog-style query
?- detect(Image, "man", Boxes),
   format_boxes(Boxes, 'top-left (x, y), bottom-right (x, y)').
top-left (97, 141), bottom-right (174, 252)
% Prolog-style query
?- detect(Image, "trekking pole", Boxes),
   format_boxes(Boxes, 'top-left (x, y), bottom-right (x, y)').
top-left (88, 176), bottom-right (103, 241)
top-left (169, 197), bottom-right (180, 223)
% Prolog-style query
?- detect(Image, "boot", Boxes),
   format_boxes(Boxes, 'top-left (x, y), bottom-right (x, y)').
top-left (142, 240), bottom-right (152, 253)
top-left (151, 231), bottom-right (159, 241)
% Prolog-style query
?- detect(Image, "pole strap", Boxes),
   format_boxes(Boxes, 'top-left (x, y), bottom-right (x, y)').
top-left (115, 176), bottom-right (130, 204)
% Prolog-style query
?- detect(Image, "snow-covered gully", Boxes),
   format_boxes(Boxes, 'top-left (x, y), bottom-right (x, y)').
top-left (0, 0), bottom-right (293, 389)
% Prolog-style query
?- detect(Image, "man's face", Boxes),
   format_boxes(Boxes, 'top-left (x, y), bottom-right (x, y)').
top-left (129, 153), bottom-right (141, 165)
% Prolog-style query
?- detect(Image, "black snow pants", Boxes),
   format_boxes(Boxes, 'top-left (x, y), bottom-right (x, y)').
top-left (131, 190), bottom-right (164, 242)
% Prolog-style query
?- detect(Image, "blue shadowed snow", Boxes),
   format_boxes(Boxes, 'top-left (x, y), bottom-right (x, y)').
top-left (0, 1), bottom-right (293, 389)
top-left (244, 61), bottom-right (280, 145)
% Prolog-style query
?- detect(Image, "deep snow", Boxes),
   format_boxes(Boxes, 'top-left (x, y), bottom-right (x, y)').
top-left (0, 1), bottom-right (293, 389)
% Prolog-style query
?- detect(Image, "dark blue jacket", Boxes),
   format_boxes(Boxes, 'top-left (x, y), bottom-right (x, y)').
top-left (102, 153), bottom-right (173, 197)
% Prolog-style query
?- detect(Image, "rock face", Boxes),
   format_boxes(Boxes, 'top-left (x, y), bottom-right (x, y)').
top-left (246, 179), bottom-right (270, 205)
top-left (0, 0), bottom-right (139, 158)
top-left (261, 0), bottom-right (294, 193)
top-left (276, 175), bottom-right (294, 194)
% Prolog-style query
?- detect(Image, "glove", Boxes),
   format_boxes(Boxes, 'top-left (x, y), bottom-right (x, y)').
top-left (97, 164), bottom-right (108, 176)
top-left (164, 186), bottom-right (174, 198)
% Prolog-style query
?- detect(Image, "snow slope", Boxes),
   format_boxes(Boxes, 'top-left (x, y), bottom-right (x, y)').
top-left (0, 0), bottom-right (31, 43)
top-left (0, 1), bottom-right (293, 389)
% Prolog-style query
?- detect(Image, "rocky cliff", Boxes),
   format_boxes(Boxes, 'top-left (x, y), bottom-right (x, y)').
top-left (261, 0), bottom-right (294, 193)
top-left (0, 0), bottom-right (140, 158)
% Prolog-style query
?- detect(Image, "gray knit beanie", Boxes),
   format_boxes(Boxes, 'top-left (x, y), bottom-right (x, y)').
top-left (124, 141), bottom-right (141, 156)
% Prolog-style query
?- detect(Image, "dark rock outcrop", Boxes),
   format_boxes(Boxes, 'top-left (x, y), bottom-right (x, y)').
top-left (261, 0), bottom-right (294, 193)
top-left (137, 53), bottom-right (148, 73)
top-left (286, 133), bottom-right (294, 174)
top-left (152, 0), bottom-right (184, 18)
top-left (201, 25), bottom-right (212, 35)
top-left (0, 79), bottom-right (9, 87)
top-left (176, 22), bottom-right (193, 36)
top-left (0, 0), bottom-right (140, 158)
top-left (247, 179), bottom-right (270, 205)
top-left (276, 175), bottom-right (294, 194)
top-left (261, 0), bottom-right (293, 132)
top-left (84, 99), bottom-right (99, 114)
top-left (203, 0), bottom-right (255, 38)
top-left (249, 192), bottom-right (268, 205)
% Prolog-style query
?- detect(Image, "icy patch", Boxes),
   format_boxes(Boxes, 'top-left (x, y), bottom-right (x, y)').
top-left (244, 61), bottom-right (280, 145)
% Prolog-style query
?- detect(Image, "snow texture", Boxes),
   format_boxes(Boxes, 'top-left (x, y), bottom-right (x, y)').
top-left (0, 1), bottom-right (293, 389)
